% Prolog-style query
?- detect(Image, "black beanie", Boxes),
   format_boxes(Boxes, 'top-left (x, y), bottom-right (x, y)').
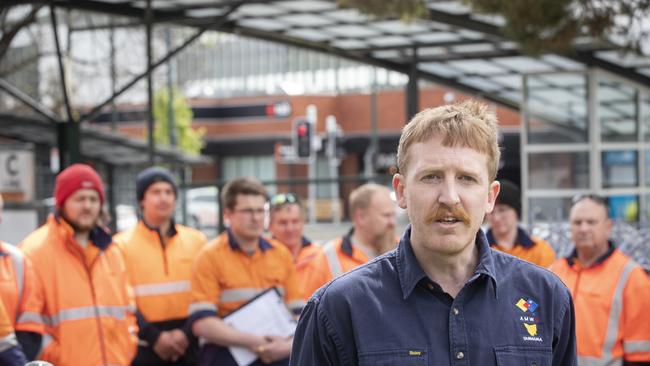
top-left (496, 180), bottom-right (521, 218)
top-left (136, 167), bottom-right (177, 201)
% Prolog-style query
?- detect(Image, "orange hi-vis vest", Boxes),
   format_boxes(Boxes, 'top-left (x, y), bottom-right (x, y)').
top-left (292, 238), bottom-right (330, 300)
top-left (0, 299), bottom-right (18, 352)
top-left (189, 229), bottom-right (305, 321)
top-left (114, 221), bottom-right (206, 323)
top-left (550, 246), bottom-right (650, 365)
top-left (486, 227), bottom-right (556, 268)
top-left (20, 215), bottom-right (138, 366)
top-left (320, 232), bottom-right (371, 280)
top-left (0, 241), bottom-right (43, 334)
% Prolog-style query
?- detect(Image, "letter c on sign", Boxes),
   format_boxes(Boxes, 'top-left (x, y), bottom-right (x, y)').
top-left (6, 153), bottom-right (18, 176)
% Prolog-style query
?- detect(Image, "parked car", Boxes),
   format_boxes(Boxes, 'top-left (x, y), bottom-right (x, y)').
top-left (185, 186), bottom-right (219, 231)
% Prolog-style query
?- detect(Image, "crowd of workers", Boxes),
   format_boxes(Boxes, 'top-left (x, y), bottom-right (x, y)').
top-left (0, 100), bottom-right (649, 366)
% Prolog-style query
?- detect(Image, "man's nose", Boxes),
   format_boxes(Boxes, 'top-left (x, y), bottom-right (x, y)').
top-left (438, 178), bottom-right (461, 206)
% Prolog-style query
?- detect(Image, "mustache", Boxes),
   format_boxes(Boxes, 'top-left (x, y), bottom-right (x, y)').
top-left (425, 204), bottom-right (471, 225)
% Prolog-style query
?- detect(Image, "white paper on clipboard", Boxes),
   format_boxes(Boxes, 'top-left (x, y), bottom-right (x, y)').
top-left (223, 288), bottom-right (297, 366)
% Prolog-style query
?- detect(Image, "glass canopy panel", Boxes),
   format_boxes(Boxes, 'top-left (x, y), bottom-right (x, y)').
top-left (526, 73), bottom-right (588, 143)
top-left (601, 150), bottom-right (638, 188)
top-left (528, 151), bottom-right (589, 189)
top-left (642, 95), bottom-right (650, 142)
top-left (599, 76), bottom-right (637, 142)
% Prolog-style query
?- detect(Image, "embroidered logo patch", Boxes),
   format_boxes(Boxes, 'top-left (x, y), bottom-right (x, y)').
top-left (516, 297), bottom-right (543, 343)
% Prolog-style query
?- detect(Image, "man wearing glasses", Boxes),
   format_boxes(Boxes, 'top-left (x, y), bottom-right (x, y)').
top-left (189, 177), bottom-right (304, 366)
top-left (268, 193), bottom-right (328, 300)
top-left (550, 194), bottom-right (650, 365)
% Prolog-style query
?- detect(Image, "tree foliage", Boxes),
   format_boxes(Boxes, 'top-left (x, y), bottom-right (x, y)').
top-left (338, 0), bottom-right (650, 54)
top-left (152, 88), bottom-right (205, 155)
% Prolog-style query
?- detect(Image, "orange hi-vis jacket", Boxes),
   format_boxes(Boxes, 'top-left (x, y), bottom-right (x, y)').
top-left (318, 231), bottom-right (373, 280)
top-left (189, 229), bottom-right (305, 322)
top-left (20, 215), bottom-right (138, 366)
top-left (0, 241), bottom-right (43, 334)
top-left (0, 299), bottom-right (27, 366)
top-left (286, 237), bottom-right (330, 301)
top-left (114, 221), bottom-right (206, 324)
top-left (486, 227), bottom-right (556, 268)
top-left (550, 245), bottom-right (650, 365)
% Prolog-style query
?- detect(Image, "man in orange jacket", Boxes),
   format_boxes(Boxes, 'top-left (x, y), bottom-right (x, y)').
top-left (0, 193), bottom-right (43, 361)
top-left (267, 192), bottom-right (327, 300)
top-left (115, 167), bottom-right (207, 366)
top-left (318, 183), bottom-right (398, 279)
top-left (189, 177), bottom-right (304, 366)
top-left (20, 164), bottom-right (138, 366)
top-left (0, 299), bottom-right (28, 366)
top-left (550, 194), bottom-right (650, 365)
top-left (485, 180), bottom-right (556, 267)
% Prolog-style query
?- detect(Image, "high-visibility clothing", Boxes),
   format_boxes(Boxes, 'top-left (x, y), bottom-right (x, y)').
top-left (114, 221), bottom-right (206, 323)
top-left (189, 229), bottom-right (304, 365)
top-left (486, 227), bottom-right (556, 267)
top-left (114, 220), bottom-right (206, 366)
top-left (292, 238), bottom-right (330, 300)
top-left (319, 231), bottom-right (371, 280)
top-left (550, 245), bottom-right (650, 365)
top-left (0, 241), bottom-right (43, 334)
top-left (20, 215), bottom-right (138, 366)
top-left (0, 300), bottom-right (27, 366)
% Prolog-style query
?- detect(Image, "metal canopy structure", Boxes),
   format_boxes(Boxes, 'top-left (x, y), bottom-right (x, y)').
top-left (30, 0), bottom-right (650, 113)
top-left (0, 112), bottom-right (209, 165)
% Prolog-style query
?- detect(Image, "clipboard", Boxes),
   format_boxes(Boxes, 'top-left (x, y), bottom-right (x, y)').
top-left (222, 287), bottom-right (297, 366)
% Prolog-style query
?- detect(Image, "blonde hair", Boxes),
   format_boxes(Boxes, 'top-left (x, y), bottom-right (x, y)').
top-left (396, 100), bottom-right (501, 181)
top-left (349, 183), bottom-right (391, 217)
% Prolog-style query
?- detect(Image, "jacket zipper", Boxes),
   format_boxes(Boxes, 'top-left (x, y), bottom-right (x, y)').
top-left (572, 266), bottom-right (582, 304)
top-left (86, 255), bottom-right (109, 365)
top-left (158, 231), bottom-right (169, 275)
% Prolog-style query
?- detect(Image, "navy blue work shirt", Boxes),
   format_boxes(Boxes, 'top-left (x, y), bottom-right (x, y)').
top-left (290, 226), bottom-right (576, 366)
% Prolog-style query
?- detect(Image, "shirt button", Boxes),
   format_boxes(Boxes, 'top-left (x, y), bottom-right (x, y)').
top-left (531, 363), bottom-right (538, 366)
top-left (452, 307), bottom-right (459, 315)
top-left (456, 351), bottom-right (464, 359)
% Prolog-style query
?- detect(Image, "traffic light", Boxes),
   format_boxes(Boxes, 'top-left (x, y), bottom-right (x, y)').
top-left (293, 118), bottom-right (312, 158)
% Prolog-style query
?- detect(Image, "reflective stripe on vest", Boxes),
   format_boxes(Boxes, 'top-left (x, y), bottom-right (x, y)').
top-left (188, 302), bottom-right (218, 315)
top-left (132, 280), bottom-right (190, 297)
top-left (323, 241), bottom-right (343, 278)
top-left (220, 287), bottom-right (286, 304)
top-left (3, 244), bottom-right (24, 309)
top-left (0, 332), bottom-right (18, 353)
top-left (580, 259), bottom-right (637, 366)
top-left (16, 311), bottom-right (45, 326)
top-left (38, 333), bottom-right (53, 357)
top-left (45, 305), bottom-right (132, 327)
top-left (576, 356), bottom-right (622, 366)
top-left (624, 340), bottom-right (650, 354)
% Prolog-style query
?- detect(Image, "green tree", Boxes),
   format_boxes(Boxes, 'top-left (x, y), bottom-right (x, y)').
top-left (153, 88), bottom-right (205, 155)
top-left (337, 0), bottom-right (650, 54)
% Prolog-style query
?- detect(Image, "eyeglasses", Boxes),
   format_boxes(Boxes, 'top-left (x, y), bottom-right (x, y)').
top-left (572, 193), bottom-right (607, 206)
top-left (234, 208), bottom-right (266, 217)
top-left (270, 193), bottom-right (299, 207)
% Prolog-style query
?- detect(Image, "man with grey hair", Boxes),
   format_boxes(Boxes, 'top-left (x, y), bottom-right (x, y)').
top-left (290, 100), bottom-right (576, 365)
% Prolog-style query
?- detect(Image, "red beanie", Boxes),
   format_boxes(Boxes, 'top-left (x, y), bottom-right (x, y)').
top-left (54, 164), bottom-right (105, 208)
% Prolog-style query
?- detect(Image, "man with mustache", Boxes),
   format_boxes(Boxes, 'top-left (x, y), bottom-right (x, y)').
top-left (317, 183), bottom-right (397, 281)
top-left (114, 167), bottom-right (207, 365)
top-left (20, 164), bottom-right (138, 366)
top-left (290, 100), bottom-right (577, 365)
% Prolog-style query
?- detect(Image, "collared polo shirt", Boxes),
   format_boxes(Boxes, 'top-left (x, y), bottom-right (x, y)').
top-left (189, 229), bottom-right (304, 366)
top-left (486, 227), bottom-right (556, 268)
top-left (290, 226), bottom-right (577, 366)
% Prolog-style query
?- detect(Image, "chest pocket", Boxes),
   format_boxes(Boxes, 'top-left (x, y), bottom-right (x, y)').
top-left (494, 345), bottom-right (552, 366)
top-left (358, 348), bottom-right (429, 366)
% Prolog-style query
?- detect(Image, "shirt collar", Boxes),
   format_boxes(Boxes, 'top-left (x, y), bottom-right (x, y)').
top-left (142, 218), bottom-right (178, 237)
top-left (566, 240), bottom-right (615, 267)
top-left (486, 227), bottom-right (534, 248)
top-left (301, 236), bottom-right (312, 248)
top-left (227, 228), bottom-right (272, 252)
top-left (341, 228), bottom-right (354, 256)
top-left (397, 225), bottom-right (499, 300)
top-left (54, 213), bottom-right (112, 250)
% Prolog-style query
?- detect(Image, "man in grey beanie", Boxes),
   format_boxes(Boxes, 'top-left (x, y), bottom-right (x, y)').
top-left (114, 167), bottom-right (207, 366)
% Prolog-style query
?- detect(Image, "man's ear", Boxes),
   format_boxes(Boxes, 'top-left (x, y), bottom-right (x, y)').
top-left (485, 180), bottom-right (500, 214)
top-left (392, 173), bottom-right (407, 209)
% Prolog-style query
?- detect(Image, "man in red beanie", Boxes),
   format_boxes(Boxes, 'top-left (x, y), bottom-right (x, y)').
top-left (20, 163), bottom-right (138, 366)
